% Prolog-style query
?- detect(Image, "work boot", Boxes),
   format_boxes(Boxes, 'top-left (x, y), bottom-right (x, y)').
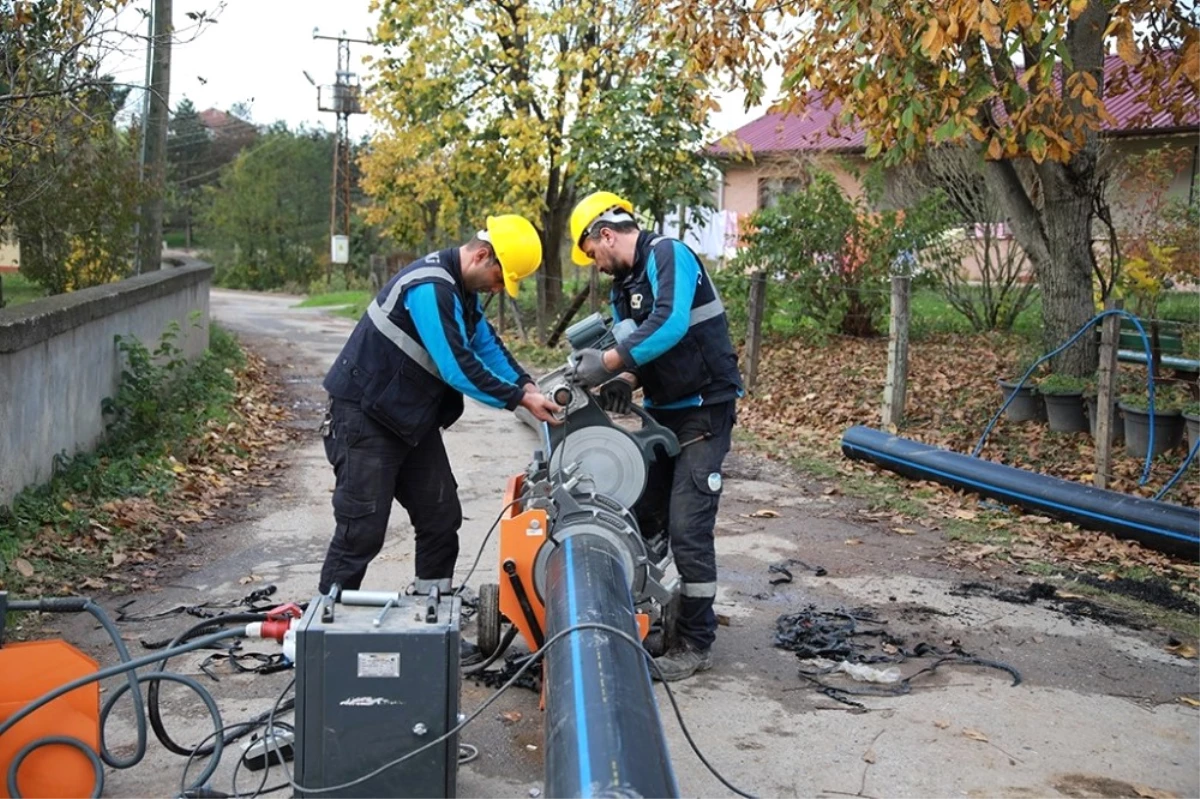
top-left (651, 642), bottom-right (712, 682)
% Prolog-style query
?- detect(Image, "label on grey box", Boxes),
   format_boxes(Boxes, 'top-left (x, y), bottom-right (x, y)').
top-left (358, 652), bottom-right (400, 678)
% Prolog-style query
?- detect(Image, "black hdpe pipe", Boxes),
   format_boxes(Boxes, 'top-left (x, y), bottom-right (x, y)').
top-left (842, 425), bottom-right (1200, 560)
top-left (543, 533), bottom-right (678, 798)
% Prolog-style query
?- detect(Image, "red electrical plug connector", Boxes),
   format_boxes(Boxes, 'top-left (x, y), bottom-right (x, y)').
top-left (245, 602), bottom-right (303, 641)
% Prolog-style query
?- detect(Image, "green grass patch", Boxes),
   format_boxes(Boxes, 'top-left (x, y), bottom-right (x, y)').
top-left (0, 322), bottom-right (248, 592)
top-left (0, 272), bottom-right (47, 309)
top-left (1061, 579), bottom-right (1199, 639)
top-left (509, 340), bottom-right (568, 371)
top-left (296, 290), bottom-right (372, 320)
top-left (1157, 292), bottom-right (1200, 326)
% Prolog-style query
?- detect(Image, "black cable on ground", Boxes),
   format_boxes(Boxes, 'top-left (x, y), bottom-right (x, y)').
top-left (146, 612), bottom-right (271, 757)
top-left (463, 626), bottom-right (518, 675)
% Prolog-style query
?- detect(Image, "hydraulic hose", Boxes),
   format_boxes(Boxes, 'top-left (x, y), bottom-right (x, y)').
top-left (0, 623), bottom-right (246, 791)
top-left (0, 600), bottom-right (248, 798)
top-left (6, 597), bottom-right (148, 768)
top-left (973, 310), bottom-right (1159, 484)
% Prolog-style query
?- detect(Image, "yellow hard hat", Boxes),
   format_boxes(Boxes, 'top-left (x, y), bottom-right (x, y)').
top-left (569, 191), bottom-right (634, 266)
top-left (485, 214), bottom-right (543, 298)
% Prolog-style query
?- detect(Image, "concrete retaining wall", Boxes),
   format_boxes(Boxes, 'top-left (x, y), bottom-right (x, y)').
top-left (0, 263), bottom-right (212, 508)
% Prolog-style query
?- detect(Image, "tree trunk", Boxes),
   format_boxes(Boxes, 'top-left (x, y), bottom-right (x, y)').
top-left (1036, 167), bottom-right (1099, 376)
top-left (539, 191), bottom-right (571, 339)
top-left (983, 155), bottom-right (1098, 378)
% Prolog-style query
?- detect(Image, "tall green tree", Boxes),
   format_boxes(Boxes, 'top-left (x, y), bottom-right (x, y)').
top-left (365, 0), bottom-right (717, 326)
top-left (571, 52), bottom-right (718, 231)
top-left (166, 96), bottom-right (211, 248)
top-left (202, 124), bottom-right (333, 290)
top-left (665, 0), bottom-right (1197, 376)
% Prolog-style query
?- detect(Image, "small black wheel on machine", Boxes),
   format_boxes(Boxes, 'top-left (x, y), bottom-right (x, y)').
top-left (476, 582), bottom-right (502, 657)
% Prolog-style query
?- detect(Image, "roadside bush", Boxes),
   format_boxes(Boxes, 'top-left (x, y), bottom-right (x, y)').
top-left (1, 323), bottom-right (245, 548)
top-left (733, 171), bottom-right (940, 337)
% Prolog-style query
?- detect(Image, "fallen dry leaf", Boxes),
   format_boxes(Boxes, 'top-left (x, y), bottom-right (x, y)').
top-left (933, 719), bottom-right (950, 729)
top-left (13, 558), bottom-right (35, 578)
top-left (962, 729), bottom-right (989, 743)
top-left (1165, 642), bottom-right (1198, 659)
top-left (1179, 697), bottom-right (1200, 708)
top-left (862, 749), bottom-right (876, 764)
top-left (893, 527), bottom-right (917, 535)
top-left (748, 509), bottom-right (780, 519)
top-left (844, 538), bottom-right (863, 546)
top-left (111, 552), bottom-right (128, 567)
top-left (498, 711), bottom-right (522, 724)
top-left (1133, 786), bottom-right (1179, 799)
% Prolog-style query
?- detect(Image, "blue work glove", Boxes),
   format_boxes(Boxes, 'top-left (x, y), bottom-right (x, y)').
top-left (571, 348), bottom-right (616, 389)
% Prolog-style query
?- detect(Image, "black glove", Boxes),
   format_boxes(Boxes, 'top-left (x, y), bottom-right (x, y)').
top-left (598, 379), bottom-right (633, 415)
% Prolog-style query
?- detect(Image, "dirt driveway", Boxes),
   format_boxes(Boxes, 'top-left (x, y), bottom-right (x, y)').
top-left (48, 288), bottom-right (1199, 799)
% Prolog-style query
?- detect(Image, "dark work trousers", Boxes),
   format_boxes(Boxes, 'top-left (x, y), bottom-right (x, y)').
top-left (318, 398), bottom-right (462, 594)
top-left (634, 400), bottom-right (736, 651)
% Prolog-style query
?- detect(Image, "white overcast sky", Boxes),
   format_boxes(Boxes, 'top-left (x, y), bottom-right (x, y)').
top-left (103, 0), bottom-right (771, 139)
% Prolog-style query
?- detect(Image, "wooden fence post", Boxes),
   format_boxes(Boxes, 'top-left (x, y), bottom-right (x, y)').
top-left (744, 270), bottom-right (767, 392)
top-left (589, 265), bottom-right (599, 313)
top-left (881, 274), bottom-right (911, 431)
top-left (1094, 298), bottom-right (1122, 489)
top-left (509, 295), bottom-right (530, 345)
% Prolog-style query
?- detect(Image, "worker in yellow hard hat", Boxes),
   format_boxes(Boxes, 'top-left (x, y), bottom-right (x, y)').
top-left (568, 190), bottom-right (744, 682)
top-left (318, 214), bottom-right (560, 663)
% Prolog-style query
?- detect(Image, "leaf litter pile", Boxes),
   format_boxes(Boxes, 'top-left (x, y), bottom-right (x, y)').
top-left (0, 345), bottom-right (292, 598)
top-left (740, 332), bottom-right (1198, 597)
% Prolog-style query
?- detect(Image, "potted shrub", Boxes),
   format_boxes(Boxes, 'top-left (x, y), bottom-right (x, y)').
top-left (1183, 400), bottom-right (1200, 453)
top-left (997, 354), bottom-right (1045, 423)
top-left (1119, 383), bottom-right (1187, 457)
top-left (1036, 373), bottom-right (1091, 433)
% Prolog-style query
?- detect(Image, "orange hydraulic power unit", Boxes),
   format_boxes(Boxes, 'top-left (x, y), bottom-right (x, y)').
top-left (0, 639), bottom-right (101, 799)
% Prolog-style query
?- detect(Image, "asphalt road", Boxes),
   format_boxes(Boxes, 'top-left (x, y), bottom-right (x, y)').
top-left (49, 285), bottom-right (1200, 799)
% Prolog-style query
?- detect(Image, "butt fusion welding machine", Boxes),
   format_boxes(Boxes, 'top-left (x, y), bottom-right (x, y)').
top-left (289, 312), bottom-right (684, 797)
top-left (0, 314), bottom-right (682, 799)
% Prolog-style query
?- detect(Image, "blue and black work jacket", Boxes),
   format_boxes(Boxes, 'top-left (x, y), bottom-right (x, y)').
top-left (612, 232), bottom-right (743, 409)
top-left (323, 248), bottom-right (532, 445)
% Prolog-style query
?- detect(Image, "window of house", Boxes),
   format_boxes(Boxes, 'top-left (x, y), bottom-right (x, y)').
top-left (757, 176), bottom-right (807, 209)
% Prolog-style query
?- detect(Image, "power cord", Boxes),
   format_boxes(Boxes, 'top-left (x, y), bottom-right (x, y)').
top-left (453, 498), bottom-right (521, 597)
top-left (260, 621), bottom-right (757, 798)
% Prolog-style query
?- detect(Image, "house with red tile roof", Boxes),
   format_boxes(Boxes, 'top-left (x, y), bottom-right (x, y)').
top-left (710, 55), bottom-right (1198, 224)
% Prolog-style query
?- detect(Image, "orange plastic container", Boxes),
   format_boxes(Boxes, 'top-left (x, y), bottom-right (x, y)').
top-left (0, 640), bottom-right (100, 799)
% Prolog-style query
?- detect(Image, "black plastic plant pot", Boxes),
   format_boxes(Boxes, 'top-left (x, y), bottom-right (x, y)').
top-left (997, 379), bottom-right (1045, 422)
top-left (1185, 413), bottom-right (1200, 453)
top-left (1120, 403), bottom-right (1185, 458)
top-left (1042, 391), bottom-right (1089, 433)
top-left (1085, 396), bottom-right (1123, 446)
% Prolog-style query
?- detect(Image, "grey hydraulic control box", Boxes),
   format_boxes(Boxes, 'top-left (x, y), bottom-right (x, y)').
top-left (293, 592), bottom-right (461, 798)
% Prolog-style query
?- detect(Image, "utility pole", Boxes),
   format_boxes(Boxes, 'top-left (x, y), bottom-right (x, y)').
top-left (137, 0), bottom-right (172, 273)
top-left (309, 29), bottom-right (368, 278)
